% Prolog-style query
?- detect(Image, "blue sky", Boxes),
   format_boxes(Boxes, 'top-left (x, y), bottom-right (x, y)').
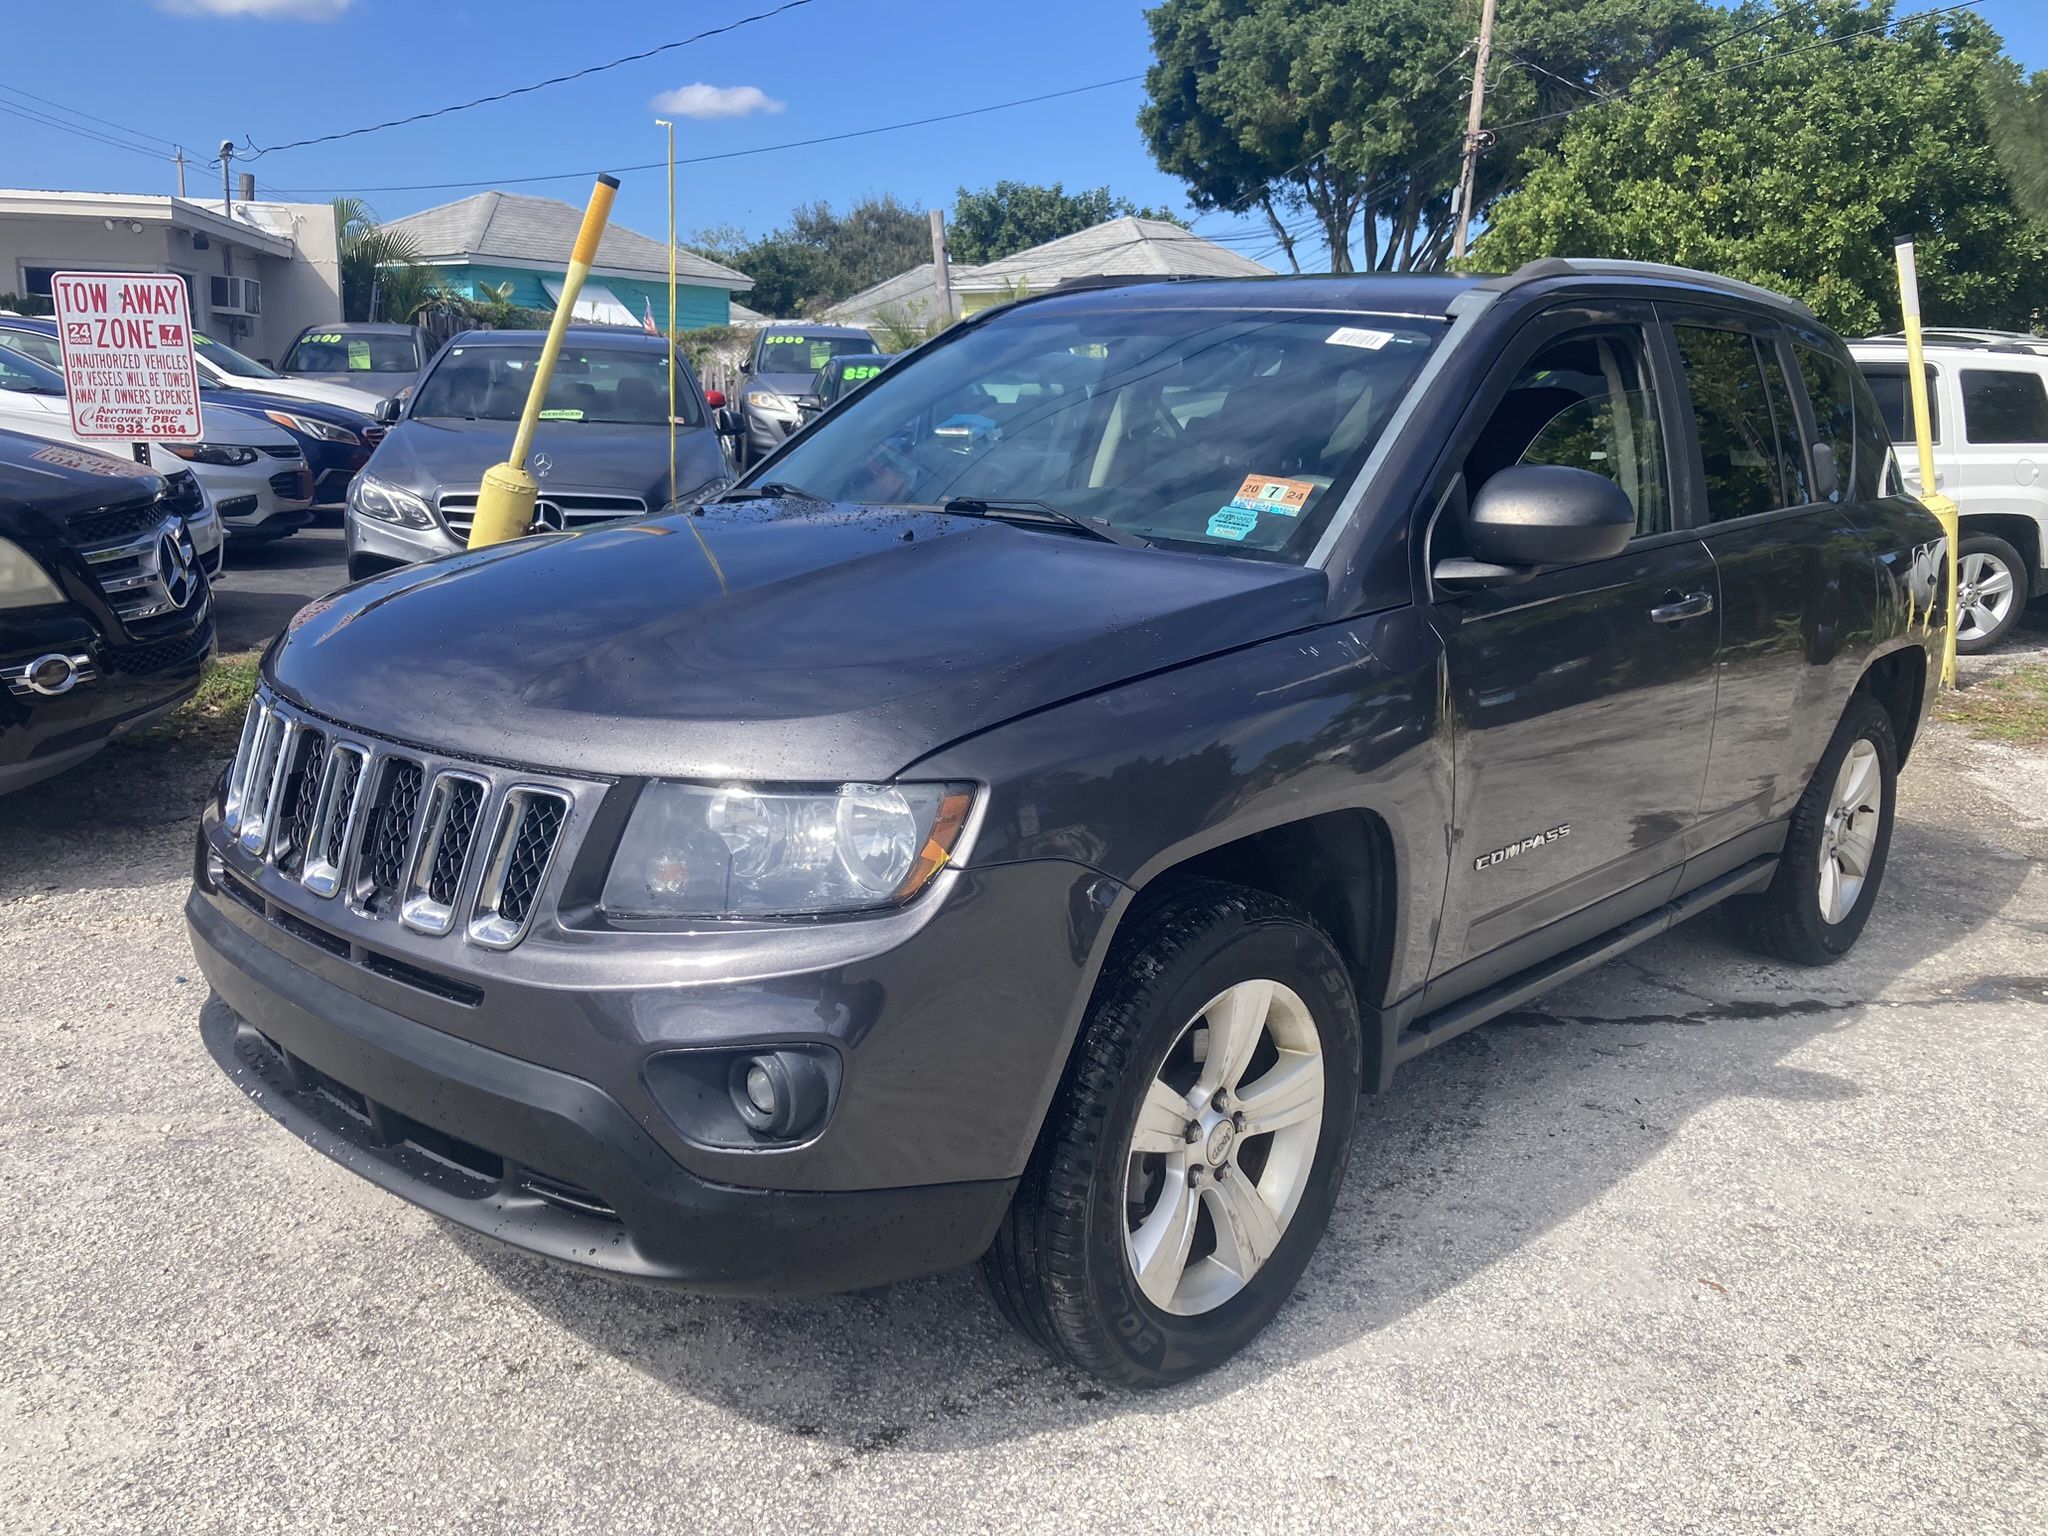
top-left (6, 0), bottom-right (2046, 271)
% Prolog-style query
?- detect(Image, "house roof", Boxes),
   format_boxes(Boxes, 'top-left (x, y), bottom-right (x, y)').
top-left (958, 216), bottom-right (1270, 290)
top-left (0, 189), bottom-right (296, 258)
top-left (380, 191), bottom-right (753, 291)
top-left (819, 262), bottom-right (981, 327)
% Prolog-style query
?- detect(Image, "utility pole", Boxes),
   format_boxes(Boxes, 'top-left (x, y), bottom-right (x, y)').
top-left (219, 139), bottom-right (234, 217)
top-left (928, 208), bottom-right (953, 327)
top-left (1450, 0), bottom-right (1499, 265)
top-left (174, 146), bottom-right (186, 198)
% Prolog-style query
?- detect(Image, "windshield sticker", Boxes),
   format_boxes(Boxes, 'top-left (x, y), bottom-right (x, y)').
top-left (841, 365), bottom-right (881, 382)
top-left (301, 332), bottom-right (343, 346)
top-left (1229, 475), bottom-right (1315, 517)
top-left (537, 407), bottom-right (584, 420)
top-left (347, 340), bottom-right (373, 370)
top-left (1326, 326), bottom-right (1395, 350)
top-left (1206, 506), bottom-right (1260, 541)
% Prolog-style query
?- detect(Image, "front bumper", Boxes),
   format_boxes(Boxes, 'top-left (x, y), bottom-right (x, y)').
top-left (742, 401), bottom-right (801, 457)
top-left (345, 505), bottom-right (459, 570)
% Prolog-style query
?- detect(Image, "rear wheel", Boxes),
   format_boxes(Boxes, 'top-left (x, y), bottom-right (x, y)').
top-left (983, 881), bottom-right (1362, 1387)
top-left (1954, 534), bottom-right (2026, 654)
top-left (1725, 695), bottom-right (1897, 965)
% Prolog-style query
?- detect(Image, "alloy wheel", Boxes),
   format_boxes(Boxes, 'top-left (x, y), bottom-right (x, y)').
top-left (1955, 550), bottom-right (2017, 643)
top-left (1122, 979), bottom-right (1326, 1316)
top-left (1817, 738), bottom-right (1883, 925)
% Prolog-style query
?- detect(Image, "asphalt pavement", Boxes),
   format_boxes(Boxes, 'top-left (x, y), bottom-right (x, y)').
top-left (0, 596), bottom-right (2043, 1534)
top-left (209, 525), bottom-right (349, 652)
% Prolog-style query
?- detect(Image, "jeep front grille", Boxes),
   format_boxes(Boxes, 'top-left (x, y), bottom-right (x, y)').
top-left (220, 693), bottom-right (580, 950)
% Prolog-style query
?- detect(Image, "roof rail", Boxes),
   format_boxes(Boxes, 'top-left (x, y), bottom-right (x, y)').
top-left (1860, 330), bottom-right (2048, 355)
top-left (1483, 257), bottom-right (1815, 319)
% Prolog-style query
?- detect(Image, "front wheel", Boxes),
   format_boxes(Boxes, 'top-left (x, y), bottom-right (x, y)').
top-left (1955, 534), bottom-right (2026, 654)
top-left (983, 881), bottom-right (1362, 1388)
top-left (1725, 696), bottom-right (1898, 965)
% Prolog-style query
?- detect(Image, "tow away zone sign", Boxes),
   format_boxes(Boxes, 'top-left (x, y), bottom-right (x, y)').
top-left (50, 271), bottom-right (202, 441)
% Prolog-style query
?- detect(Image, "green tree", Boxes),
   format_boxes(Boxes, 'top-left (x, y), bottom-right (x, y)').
top-left (947, 181), bottom-right (1185, 265)
top-left (1476, 1), bottom-right (2048, 334)
top-left (1138, 0), bottom-right (1713, 272)
top-left (1981, 60), bottom-right (2048, 228)
top-left (690, 195), bottom-right (929, 318)
top-left (334, 197), bottom-right (436, 322)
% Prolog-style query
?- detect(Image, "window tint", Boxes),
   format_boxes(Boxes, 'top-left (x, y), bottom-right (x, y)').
top-left (1759, 337), bottom-right (1809, 504)
top-left (1463, 327), bottom-right (1670, 536)
top-left (1960, 369), bottom-right (2048, 445)
top-left (1674, 325), bottom-right (1792, 521)
top-left (1858, 363), bottom-right (1939, 443)
top-left (1795, 345), bottom-right (1858, 502)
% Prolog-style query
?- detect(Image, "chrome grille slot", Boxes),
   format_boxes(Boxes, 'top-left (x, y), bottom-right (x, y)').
top-left (400, 772), bottom-right (487, 935)
top-left (358, 758), bottom-right (424, 913)
top-left (272, 729), bottom-right (328, 876)
top-left (467, 787), bottom-right (571, 949)
top-left (437, 490), bottom-right (646, 538)
top-left (237, 713), bottom-right (296, 856)
top-left (81, 515), bottom-right (203, 623)
top-left (300, 744), bottom-right (368, 898)
top-left (223, 701), bottom-right (271, 836)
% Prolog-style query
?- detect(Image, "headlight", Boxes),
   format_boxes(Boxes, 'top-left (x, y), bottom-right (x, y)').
top-left (158, 442), bottom-right (260, 466)
top-left (349, 474), bottom-right (432, 529)
top-left (748, 390), bottom-right (792, 414)
top-left (263, 409), bottom-right (360, 445)
top-left (602, 781), bottom-right (975, 918)
top-left (0, 537), bottom-right (64, 609)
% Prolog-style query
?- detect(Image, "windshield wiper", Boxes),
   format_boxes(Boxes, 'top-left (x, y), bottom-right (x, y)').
top-left (705, 481), bottom-right (826, 505)
top-left (938, 496), bottom-right (1148, 548)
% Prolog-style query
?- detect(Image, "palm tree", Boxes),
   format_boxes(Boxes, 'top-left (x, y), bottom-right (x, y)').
top-left (333, 197), bottom-right (433, 322)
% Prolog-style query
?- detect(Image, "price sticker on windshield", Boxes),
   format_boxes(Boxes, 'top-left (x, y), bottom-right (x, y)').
top-left (48, 271), bottom-right (202, 441)
top-left (1229, 475), bottom-right (1315, 517)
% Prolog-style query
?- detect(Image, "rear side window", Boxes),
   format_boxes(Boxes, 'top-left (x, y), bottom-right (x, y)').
top-left (1859, 363), bottom-right (1940, 444)
top-left (1959, 369), bottom-right (2048, 445)
top-left (1795, 345), bottom-right (1859, 502)
top-left (1674, 325), bottom-right (1799, 521)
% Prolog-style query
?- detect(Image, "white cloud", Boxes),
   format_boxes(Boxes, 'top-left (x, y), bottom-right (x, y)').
top-left (157, 0), bottom-right (353, 17)
top-left (649, 83), bottom-right (785, 121)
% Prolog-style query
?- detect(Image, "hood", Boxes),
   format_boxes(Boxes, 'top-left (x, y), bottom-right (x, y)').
top-left (207, 379), bottom-right (377, 428)
top-left (365, 416), bottom-right (722, 505)
top-left (242, 374), bottom-right (393, 412)
top-left (284, 371), bottom-right (406, 404)
top-left (744, 373), bottom-right (817, 400)
top-left (190, 402), bottom-right (299, 449)
top-left (0, 428), bottom-right (161, 529)
top-left (267, 501), bottom-right (1327, 781)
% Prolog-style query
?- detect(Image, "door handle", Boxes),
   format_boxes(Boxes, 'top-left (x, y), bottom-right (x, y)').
top-left (1650, 590), bottom-right (1714, 623)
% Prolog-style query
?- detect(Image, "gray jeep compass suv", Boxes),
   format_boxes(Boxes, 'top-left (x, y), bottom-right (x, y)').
top-left (188, 261), bottom-right (1944, 1386)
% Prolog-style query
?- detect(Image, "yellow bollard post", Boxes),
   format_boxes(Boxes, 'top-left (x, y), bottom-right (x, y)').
top-left (658, 117), bottom-right (677, 507)
top-left (468, 173), bottom-right (620, 549)
top-left (1893, 238), bottom-right (1958, 689)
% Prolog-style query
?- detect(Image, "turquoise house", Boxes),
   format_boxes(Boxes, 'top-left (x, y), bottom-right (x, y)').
top-left (379, 190), bottom-right (752, 331)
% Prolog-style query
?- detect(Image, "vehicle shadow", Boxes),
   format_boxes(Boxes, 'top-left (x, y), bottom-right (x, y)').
top-left (454, 807), bottom-right (2029, 1448)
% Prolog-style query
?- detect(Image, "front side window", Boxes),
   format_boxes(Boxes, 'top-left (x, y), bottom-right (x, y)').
top-left (0, 346), bottom-right (62, 394)
top-left (1960, 369), bottom-right (2048, 445)
top-left (1858, 362), bottom-right (1940, 444)
top-left (1464, 327), bottom-right (1671, 537)
top-left (1795, 344), bottom-right (1859, 501)
top-left (755, 332), bottom-right (872, 375)
top-left (194, 331), bottom-right (282, 379)
top-left (1674, 325), bottom-right (1797, 522)
top-left (756, 307), bottom-right (1443, 562)
top-left (410, 343), bottom-right (699, 426)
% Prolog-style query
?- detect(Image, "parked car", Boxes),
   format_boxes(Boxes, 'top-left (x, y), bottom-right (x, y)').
top-left (342, 328), bottom-right (729, 581)
top-left (276, 322), bottom-right (430, 404)
top-left (1851, 335), bottom-right (2048, 652)
top-left (1, 427), bottom-right (214, 793)
top-left (733, 324), bottom-right (883, 465)
top-left (189, 260), bottom-right (1942, 1387)
top-left (0, 317), bottom-right (375, 516)
top-left (0, 344), bottom-right (312, 543)
top-left (796, 352), bottom-right (899, 423)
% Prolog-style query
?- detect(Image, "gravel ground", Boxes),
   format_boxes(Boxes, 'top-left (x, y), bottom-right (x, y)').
top-left (1, 592), bottom-right (2044, 1534)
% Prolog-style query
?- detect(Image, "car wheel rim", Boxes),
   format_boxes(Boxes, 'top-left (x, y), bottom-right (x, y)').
top-left (1817, 739), bottom-right (1882, 925)
top-left (1955, 551), bottom-right (2016, 641)
top-left (1121, 979), bottom-right (1325, 1317)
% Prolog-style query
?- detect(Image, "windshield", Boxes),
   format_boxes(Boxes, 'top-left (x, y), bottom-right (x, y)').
top-left (283, 329), bottom-right (421, 374)
top-left (0, 346), bottom-right (64, 394)
top-left (754, 332), bottom-right (873, 376)
top-left (818, 357), bottom-right (889, 402)
top-left (758, 307), bottom-right (1442, 561)
top-left (410, 342), bottom-right (701, 426)
top-left (0, 327), bottom-right (63, 369)
top-left (194, 331), bottom-right (281, 379)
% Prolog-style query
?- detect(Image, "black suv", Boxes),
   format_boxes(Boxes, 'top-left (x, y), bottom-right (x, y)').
top-left (2, 429), bottom-right (214, 794)
top-left (187, 261), bottom-right (1944, 1386)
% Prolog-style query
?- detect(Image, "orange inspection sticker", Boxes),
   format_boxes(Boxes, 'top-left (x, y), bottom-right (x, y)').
top-left (1229, 475), bottom-right (1316, 517)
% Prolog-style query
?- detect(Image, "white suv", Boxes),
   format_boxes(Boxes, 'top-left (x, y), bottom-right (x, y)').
top-left (1850, 336), bottom-right (2048, 652)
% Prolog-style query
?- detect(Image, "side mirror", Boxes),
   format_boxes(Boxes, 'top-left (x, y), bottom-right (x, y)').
top-left (1452, 463), bottom-right (1635, 574)
top-left (703, 388), bottom-right (726, 410)
top-left (796, 396), bottom-right (822, 421)
top-left (714, 407), bottom-right (742, 439)
top-left (373, 396), bottom-right (402, 426)
top-left (1811, 441), bottom-right (1840, 501)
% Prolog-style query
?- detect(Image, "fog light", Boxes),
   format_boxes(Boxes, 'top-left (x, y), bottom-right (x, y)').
top-left (728, 1050), bottom-right (832, 1140)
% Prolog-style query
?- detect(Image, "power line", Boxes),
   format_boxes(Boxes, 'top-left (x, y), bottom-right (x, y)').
top-left (241, 0), bottom-right (820, 159)
top-left (0, 99), bottom-right (175, 163)
top-left (0, 80), bottom-right (185, 152)
top-left (258, 73), bottom-right (1148, 198)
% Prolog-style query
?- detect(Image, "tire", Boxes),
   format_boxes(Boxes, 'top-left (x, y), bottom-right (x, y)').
top-left (1954, 534), bottom-right (2027, 654)
top-left (1724, 695), bottom-right (1897, 966)
top-left (983, 879), bottom-right (1362, 1388)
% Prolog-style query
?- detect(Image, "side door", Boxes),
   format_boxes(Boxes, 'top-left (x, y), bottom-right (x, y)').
top-left (1668, 309), bottom-right (1872, 870)
top-left (1424, 303), bottom-right (1720, 1006)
